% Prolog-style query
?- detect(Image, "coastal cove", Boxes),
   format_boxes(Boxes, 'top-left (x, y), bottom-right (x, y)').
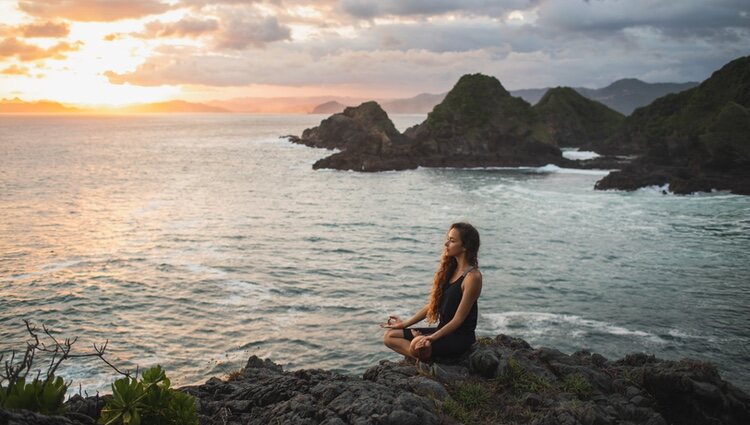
top-left (1, 113), bottom-right (749, 402)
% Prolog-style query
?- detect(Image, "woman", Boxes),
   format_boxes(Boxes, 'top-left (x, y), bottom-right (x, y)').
top-left (382, 222), bottom-right (482, 362)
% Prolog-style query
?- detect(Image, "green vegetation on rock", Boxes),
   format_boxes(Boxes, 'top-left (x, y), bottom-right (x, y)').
top-left (605, 55), bottom-right (750, 165)
top-left (425, 73), bottom-right (552, 145)
top-left (533, 86), bottom-right (625, 147)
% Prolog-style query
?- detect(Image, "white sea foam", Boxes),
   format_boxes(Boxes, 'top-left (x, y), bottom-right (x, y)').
top-left (635, 184), bottom-right (673, 195)
top-left (480, 311), bottom-right (666, 344)
top-left (532, 164), bottom-right (612, 176)
top-left (561, 148), bottom-right (602, 161)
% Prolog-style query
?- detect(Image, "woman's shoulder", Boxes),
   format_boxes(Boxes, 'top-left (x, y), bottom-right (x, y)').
top-left (461, 268), bottom-right (482, 288)
top-left (467, 267), bottom-right (482, 279)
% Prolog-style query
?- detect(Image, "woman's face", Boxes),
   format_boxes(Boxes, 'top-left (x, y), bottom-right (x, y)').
top-left (444, 227), bottom-right (464, 257)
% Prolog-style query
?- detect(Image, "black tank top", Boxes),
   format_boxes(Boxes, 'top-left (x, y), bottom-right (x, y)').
top-left (437, 271), bottom-right (478, 335)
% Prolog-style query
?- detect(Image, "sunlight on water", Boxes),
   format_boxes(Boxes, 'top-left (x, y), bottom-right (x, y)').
top-left (1, 114), bottom-right (749, 394)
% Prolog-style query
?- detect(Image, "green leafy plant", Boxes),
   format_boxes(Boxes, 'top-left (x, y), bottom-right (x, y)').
top-left (99, 365), bottom-right (197, 425)
top-left (1, 375), bottom-right (68, 415)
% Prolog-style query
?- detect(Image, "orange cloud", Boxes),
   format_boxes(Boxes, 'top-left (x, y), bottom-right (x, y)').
top-left (0, 37), bottom-right (83, 61)
top-left (1, 64), bottom-right (31, 75)
top-left (18, 0), bottom-right (172, 22)
top-left (140, 17), bottom-right (219, 38)
top-left (20, 21), bottom-right (70, 38)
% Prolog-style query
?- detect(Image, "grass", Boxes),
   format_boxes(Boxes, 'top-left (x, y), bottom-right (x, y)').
top-left (441, 397), bottom-right (473, 424)
top-left (224, 369), bottom-right (244, 381)
top-left (476, 336), bottom-right (494, 347)
top-left (497, 358), bottom-right (553, 394)
top-left (560, 374), bottom-right (593, 398)
top-left (441, 381), bottom-right (492, 424)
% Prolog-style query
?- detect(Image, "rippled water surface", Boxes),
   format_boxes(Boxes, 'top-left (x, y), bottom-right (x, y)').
top-left (1, 114), bottom-right (749, 394)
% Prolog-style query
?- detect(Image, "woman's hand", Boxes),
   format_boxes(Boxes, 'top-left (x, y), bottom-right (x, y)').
top-left (380, 315), bottom-right (405, 329)
top-left (415, 335), bottom-right (433, 349)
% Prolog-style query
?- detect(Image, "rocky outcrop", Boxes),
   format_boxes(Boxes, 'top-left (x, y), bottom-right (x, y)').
top-left (287, 101), bottom-right (416, 172)
top-left (595, 55), bottom-right (750, 194)
top-left (533, 87), bottom-right (625, 148)
top-left (403, 74), bottom-right (562, 168)
top-left (289, 74), bottom-right (569, 171)
top-left (15, 334), bottom-right (743, 425)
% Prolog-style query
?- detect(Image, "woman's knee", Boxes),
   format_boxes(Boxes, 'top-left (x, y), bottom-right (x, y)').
top-left (409, 336), bottom-right (430, 360)
top-left (383, 329), bottom-right (401, 346)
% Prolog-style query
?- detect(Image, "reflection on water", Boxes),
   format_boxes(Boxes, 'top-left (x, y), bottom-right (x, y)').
top-left (1, 114), bottom-right (749, 394)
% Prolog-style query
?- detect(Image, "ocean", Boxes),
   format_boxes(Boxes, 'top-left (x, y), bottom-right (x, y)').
top-left (1, 114), bottom-right (748, 395)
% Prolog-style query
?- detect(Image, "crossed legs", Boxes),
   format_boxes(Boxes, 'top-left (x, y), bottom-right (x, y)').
top-left (383, 329), bottom-right (432, 361)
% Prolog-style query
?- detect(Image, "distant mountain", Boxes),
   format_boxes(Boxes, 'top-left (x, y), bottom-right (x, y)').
top-left (117, 100), bottom-right (228, 113)
top-left (512, 80), bottom-right (699, 115)
top-left (0, 98), bottom-right (80, 113)
top-left (578, 79), bottom-right (699, 115)
top-left (595, 55), bottom-right (750, 194)
top-left (533, 87), bottom-right (625, 148)
top-left (381, 93), bottom-right (446, 114)
top-left (208, 96), bottom-right (367, 114)
top-left (310, 101), bottom-right (347, 114)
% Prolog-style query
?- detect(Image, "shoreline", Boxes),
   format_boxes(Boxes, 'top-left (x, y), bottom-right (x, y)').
top-left (9, 333), bottom-right (748, 425)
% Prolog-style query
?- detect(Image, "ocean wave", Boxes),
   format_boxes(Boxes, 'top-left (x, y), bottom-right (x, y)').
top-left (531, 164), bottom-right (612, 175)
top-left (561, 149), bottom-right (602, 161)
top-left (480, 311), bottom-right (667, 344)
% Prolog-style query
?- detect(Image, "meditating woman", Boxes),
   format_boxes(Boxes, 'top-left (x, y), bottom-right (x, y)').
top-left (382, 222), bottom-right (482, 362)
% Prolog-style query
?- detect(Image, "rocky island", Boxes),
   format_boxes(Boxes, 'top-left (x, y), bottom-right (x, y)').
top-left (5, 334), bottom-right (749, 425)
top-left (595, 55), bottom-right (750, 195)
top-left (287, 55), bottom-right (750, 195)
top-left (287, 74), bottom-right (622, 172)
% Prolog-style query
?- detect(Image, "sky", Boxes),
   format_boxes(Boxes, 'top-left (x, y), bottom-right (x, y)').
top-left (0, 0), bottom-right (748, 106)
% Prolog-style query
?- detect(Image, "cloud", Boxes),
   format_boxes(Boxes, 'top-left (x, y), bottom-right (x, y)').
top-left (339, 0), bottom-right (537, 19)
top-left (214, 14), bottom-right (291, 49)
top-left (18, 21), bottom-right (70, 38)
top-left (0, 37), bottom-right (82, 61)
top-left (139, 17), bottom-right (219, 38)
top-left (1, 64), bottom-right (31, 75)
top-left (17, 0), bottom-right (172, 22)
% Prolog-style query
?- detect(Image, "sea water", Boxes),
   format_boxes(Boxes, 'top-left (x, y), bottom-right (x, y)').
top-left (1, 114), bottom-right (748, 395)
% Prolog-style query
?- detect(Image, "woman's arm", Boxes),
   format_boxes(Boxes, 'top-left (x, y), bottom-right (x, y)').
top-left (401, 304), bottom-right (429, 328)
top-left (426, 271), bottom-right (482, 341)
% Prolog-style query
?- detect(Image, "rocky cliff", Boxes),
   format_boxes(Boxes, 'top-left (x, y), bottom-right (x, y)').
top-left (289, 74), bottom-right (566, 171)
top-left (595, 55), bottom-right (750, 194)
top-left (532, 87), bottom-right (625, 149)
top-left (9, 334), bottom-right (749, 425)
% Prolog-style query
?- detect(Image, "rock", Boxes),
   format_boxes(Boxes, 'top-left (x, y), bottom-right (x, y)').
top-left (290, 74), bottom-right (571, 172)
top-left (0, 407), bottom-right (87, 425)
top-left (595, 55), bottom-right (750, 195)
top-left (11, 333), bottom-right (749, 425)
top-left (533, 86), bottom-right (625, 148)
top-left (469, 348), bottom-right (500, 378)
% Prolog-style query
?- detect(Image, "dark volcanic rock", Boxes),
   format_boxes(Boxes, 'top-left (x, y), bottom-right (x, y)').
top-left (532, 87), bottom-right (625, 148)
top-left (289, 101), bottom-right (411, 152)
top-left (288, 101), bottom-right (418, 171)
top-left (595, 55), bottom-right (750, 195)
top-left (182, 355), bottom-right (443, 425)
top-left (8, 334), bottom-right (750, 425)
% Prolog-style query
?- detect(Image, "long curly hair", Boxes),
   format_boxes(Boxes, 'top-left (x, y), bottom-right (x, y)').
top-left (426, 222), bottom-right (480, 324)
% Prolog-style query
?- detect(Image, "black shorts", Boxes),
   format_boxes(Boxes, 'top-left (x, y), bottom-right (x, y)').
top-left (403, 328), bottom-right (475, 359)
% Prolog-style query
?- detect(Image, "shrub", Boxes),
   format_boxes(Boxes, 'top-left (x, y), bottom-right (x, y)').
top-left (0, 375), bottom-right (67, 415)
top-left (99, 365), bottom-right (197, 425)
